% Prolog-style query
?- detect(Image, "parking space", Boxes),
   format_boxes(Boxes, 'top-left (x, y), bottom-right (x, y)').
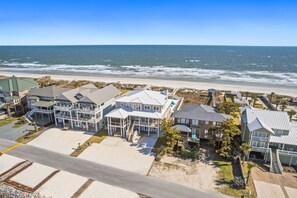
top-left (0, 154), bottom-right (24, 175)
top-left (36, 171), bottom-right (88, 198)
top-left (28, 128), bottom-right (93, 155)
top-left (10, 163), bottom-right (56, 188)
top-left (79, 181), bottom-right (138, 198)
top-left (79, 135), bottom-right (158, 175)
top-left (254, 180), bottom-right (286, 198)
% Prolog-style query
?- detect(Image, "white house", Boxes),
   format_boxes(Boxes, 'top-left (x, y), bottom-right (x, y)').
top-left (105, 89), bottom-right (180, 138)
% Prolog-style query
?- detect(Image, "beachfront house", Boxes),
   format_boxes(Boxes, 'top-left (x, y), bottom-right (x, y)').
top-left (172, 104), bottom-right (230, 144)
top-left (241, 108), bottom-right (297, 172)
top-left (0, 76), bottom-right (38, 106)
top-left (53, 84), bottom-right (120, 132)
top-left (26, 86), bottom-right (70, 125)
top-left (105, 89), bottom-right (180, 138)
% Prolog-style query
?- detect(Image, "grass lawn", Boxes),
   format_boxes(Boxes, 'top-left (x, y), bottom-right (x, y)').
top-left (12, 121), bottom-right (27, 128)
top-left (70, 129), bottom-right (108, 157)
top-left (16, 129), bottom-right (43, 144)
top-left (0, 117), bottom-right (18, 127)
top-left (214, 156), bottom-right (257, 198)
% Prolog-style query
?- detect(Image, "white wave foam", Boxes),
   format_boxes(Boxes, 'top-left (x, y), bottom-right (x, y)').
top-left (1, 62), bottom-right (297, 86)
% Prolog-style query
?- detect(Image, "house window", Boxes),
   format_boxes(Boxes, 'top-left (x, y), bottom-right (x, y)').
top-left (252, 141), bottom-right (258, 147)
top-left (205, 121), bottom-right (209, 124)
top-left (144, 105), bottom-right (150, 110)
top-left (180, 119), bottom-right (186, 124)
top-left (192, 119), bottom-right (198, 125)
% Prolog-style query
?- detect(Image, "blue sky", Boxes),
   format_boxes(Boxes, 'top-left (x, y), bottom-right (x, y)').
top-left (0, 0), bottom-right (297, 46)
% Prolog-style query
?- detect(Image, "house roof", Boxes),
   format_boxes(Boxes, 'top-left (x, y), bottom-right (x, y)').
top-left (171, 125), bottom-right (191, 133)
top-left (0, 76), bottom-right (38, 92)
top-left (247, 118), bottom-right (274, 134)
top-left (106, 107), bottom-right (162, 119)
top-left (55, 84), bottom-right (120, 105)
top-left (173, 104), bottom-right (230, 122)
top-left (28, 86), bottom-right (70, 98)
top-left (115, 90), bottom-right (167, 106)
top-left (270, 122), bottom-right (297, 146)
top-left (244, 109), bottom-right (290, 131)
top-left (32, 101), bottom-right (56, 108)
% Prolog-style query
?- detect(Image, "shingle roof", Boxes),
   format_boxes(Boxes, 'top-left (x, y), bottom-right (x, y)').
top-left (270, 122), bottom-right (297, 146)
top-left (0, 76), bottom-right (38, 92)
top-left (245, 109), bottom-right (290, 131)
top-left (28, 86), bottom-right (70, 98)
top-left (32, 101), bottom-right (56, 108)
top-left (173, 104), bottom-right (230, 122)
top-left (115, 90), bottom-right (167, 106)
top-left (55, 84), bottom-right (120, 105)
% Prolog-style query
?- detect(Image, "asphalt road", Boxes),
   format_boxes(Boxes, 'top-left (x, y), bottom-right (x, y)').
top-left (0, 138), bottom-right (224, 198)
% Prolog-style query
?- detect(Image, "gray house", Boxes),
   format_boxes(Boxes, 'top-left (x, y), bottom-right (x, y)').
top-left (241, 108), bottom-right (297, 173)
top-left (172, 104), bottom-right (230, 143)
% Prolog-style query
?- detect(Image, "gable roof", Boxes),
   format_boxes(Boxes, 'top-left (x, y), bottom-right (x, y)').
top-left (270, 122), bottom-right (297, 146)
top-left (115, 90), bottom-right (167, 106)
top-left (55, 84), bottom-right (120, 105)
top-left (248, 118), bottom-right (274, 134)
top-left (244, 109), bottom-right (290, 131)
top-left (0, 76), bottom-right (38, 92)
top-left (28, 86), bottom-right (70, 98)
top-left (173, 104), bottom-right (230, 122)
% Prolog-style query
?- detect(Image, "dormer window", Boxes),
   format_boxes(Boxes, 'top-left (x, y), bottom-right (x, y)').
top-left (75, 93), bottom-right (83, 100)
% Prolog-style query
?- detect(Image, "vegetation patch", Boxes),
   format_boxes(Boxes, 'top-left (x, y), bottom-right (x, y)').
top-left (214, 155), bottom-right (257, 198)
top-left (16, 129), bottom-right (43, 144)
top-left (70, 129), bottom-right (108, 157)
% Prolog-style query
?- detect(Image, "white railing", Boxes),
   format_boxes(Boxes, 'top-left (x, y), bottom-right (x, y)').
top-left (276, 149), bottom-right (284, 173)
top-left (278, 149), bottom-right (297, 156)
top-left (34, 109), bottom-right (53, 114)
top-left (252, 146), bottom-right (269, 153)
top-left (251, 136), bottom-right (269, 141)
top-left (54, 106), bottom-right (72, 111)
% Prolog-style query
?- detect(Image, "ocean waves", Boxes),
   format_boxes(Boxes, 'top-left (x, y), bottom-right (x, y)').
top-left (1, 61), bottom-right (297, 86)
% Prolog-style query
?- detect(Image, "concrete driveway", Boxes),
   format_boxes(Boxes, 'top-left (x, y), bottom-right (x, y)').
top-left (28, 128), bottom-right (93, 155)
top-left (0, 121), bottom-right (33, 141)
top-left (79, 135), bottom-right (158, 175)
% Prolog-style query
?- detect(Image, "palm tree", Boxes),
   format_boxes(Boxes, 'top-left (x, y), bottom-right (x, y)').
top-left (253, 98), bottom-right (259, 107)
top-left (275, 96), bottom-right (282, 109)
top-left (288, 110), bottom-right (296, 121)
top-left (280, 100), bottom-right (288, 111)
top-left (246, 162), bottom-right (256, 186)
top-left (240, 143), bottom-right (252, 164)
top-left (269, 92), bottom-right (275, 102)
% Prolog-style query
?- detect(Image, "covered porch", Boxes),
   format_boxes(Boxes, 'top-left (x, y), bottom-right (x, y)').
top-left (171, 124), bottom-right (199, 144)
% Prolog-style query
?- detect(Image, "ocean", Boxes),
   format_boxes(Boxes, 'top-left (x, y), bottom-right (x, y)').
top-left (0, 45), bottom-right (297, 87)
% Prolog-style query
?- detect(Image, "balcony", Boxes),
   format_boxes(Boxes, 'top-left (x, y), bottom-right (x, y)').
top-left (251, 136), bottom-right (269, 141)
top-left (278, 150), bottom-right (297, 157)
top-left (54, 106), bottom-right (73, 111)
top-left (252, 146), bottom-right (269, 153)
top-left (34, 108), bottom-right (53, 114)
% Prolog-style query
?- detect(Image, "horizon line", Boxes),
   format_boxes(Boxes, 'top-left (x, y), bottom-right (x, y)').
top-left (0, 44), bottom-right (297, 47)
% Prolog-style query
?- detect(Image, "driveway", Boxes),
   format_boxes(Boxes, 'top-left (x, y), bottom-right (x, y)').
top-left (252, 165), bottom-right (297, 198)
top-left (0, 121), bottom-right (33, 141)
top-left (27, 128), bottom-right (93, 155)
top-left (79, 135), bottom-right (158, 175)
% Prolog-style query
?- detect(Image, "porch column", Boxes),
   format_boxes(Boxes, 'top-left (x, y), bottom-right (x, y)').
top-left (86, 122), bottom-right (89, 131)
top-left (95, 122), bottom-right (98, 132)
top-left (70, 111), bottom-right (73, 128)
top-left (54, 110), bottom-right (57, 126)
top-left (120, 118), bottom-right (123, 137)
top-left (62, 119), bottom-right (65, 127)
top-left (157, 119), bottom-right (160, 137)
top-left (289, 156), bottom-right (293, 166)
top-left (148, 118), bottom-right (150, 136)
top-left (282, 144), bottom-right (285, 150)
top-left (138, 116), bottom-right (140, 132)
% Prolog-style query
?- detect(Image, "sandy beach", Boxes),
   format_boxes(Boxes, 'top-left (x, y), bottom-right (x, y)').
top-left (2, 71), bottom-right (297, 97)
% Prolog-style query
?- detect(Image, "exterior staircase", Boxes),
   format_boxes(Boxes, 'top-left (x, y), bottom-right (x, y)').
top-left (25, 108), bottom-right (36, 123)
top-left (270, 147), bottom-right (283, 174)
top-left (127, 120), bottom-right (135, 142)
